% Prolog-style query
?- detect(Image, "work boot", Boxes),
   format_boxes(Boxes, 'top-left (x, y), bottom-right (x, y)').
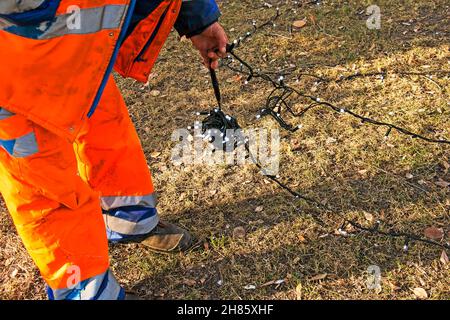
top-left (139, 221), bottom-right (192, 253)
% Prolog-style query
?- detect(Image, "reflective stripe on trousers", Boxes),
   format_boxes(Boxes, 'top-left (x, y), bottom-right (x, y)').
top-left (102, 193), bottom-right (159, 242)
top-left (47, 269), bottom-right (125, 300)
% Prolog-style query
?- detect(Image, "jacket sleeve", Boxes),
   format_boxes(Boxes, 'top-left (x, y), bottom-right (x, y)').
top-left (174, 0), bottom-right (221, 38)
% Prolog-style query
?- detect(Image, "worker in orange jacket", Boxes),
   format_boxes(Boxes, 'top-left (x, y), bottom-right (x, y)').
top-left (0, 0), bottom-right (228, 300)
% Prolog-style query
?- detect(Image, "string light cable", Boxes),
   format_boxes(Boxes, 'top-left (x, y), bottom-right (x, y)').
top-left (191, 5), bottom-right (449, 250)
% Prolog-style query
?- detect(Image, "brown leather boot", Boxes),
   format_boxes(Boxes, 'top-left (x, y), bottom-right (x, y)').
top-left (139, 221), bottom-right (193, 253)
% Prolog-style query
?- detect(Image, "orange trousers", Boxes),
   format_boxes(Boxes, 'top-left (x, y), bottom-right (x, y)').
top-left (0, 76), bottom-right (157, 298)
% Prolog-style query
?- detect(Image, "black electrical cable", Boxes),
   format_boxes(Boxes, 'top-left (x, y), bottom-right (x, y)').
top-left (222, 6), bottom-right (450, 144)
top-left (196, 54), bottom-right (449, 251)
top-left (224, 49), bottom-right (450, 144)
top-left (192, 5), bottom-right (449, 250)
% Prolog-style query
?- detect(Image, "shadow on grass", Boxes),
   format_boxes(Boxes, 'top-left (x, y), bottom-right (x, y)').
top-left (129, 164), bottom-right (448, 299)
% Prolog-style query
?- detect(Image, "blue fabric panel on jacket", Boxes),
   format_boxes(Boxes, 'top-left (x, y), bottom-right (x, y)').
top-left (174, 0), bottom-right (221, 37)
top-left (0, 139), bottom-right (16, 155)
top-left (0, 0), bottom-right (60, 25)
top-left (103, 205), bottom-right (157, 223)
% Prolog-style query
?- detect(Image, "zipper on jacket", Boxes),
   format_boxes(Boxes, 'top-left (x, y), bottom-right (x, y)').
top-left (134, 6), bottom-right (170, 62)
top-left (87, 0), bottom-right (137, 118)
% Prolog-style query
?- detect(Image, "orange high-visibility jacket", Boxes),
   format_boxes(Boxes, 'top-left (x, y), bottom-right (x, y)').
top-left (0, 0), bottom-right (220, 141)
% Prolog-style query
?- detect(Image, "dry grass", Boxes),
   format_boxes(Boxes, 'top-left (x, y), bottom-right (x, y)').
top-left (1, 0), bottom-right (449, 300)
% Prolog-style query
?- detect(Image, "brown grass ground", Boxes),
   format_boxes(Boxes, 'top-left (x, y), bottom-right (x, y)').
top-left (1, 0), bottom-right (449, 300)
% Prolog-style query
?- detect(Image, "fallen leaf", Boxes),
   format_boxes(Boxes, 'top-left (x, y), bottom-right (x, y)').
top-left (150, 151), bottom-right (161, 158)
top-left (290, 139), bottom-right (302, 151)
top-left (244, 284), bottom-right (256, 290)
top-left (292, 19), bottom-right (307, 29)
top-left (249, 219), bottom-right (264, 225)
top-left (233, 75), bottom-right (243, 82)
top-left (295, 283), bottom-right (302, 300)
top-left (405, 173), bottom-right (414, 179)
top-left (424, 227), bottom-right (444, 240)
top-left (326, 137), bottom-right (337, 144)
top-left (255, 206), bottom-right (264, 212)
top-left (364, 212), bottom-right (374, 222)
top-left (183, 279), bottom-right (197, 286)
top-left (226, 75), bottom-right (243, 83)
top-left (435, 179), bottom-right (449, 188)
top-left (10, 269), bottom-right (18, 278)
top-left (441, 161), bottom-right (449, 173)
top-left (440, 250), bottom-right (449, 265)
top-left (309, 273), bottom-right (328, 281)
top-left (261, 280), bottom-right (276, 287)
top-left (413, 287), bottom-right (428, 299)
top-left (387, 280), bottom-right (400, 291)
top-left (232, 226), bottom-right (246, 239)
top-left (150, 89), bottom-right (160, 97)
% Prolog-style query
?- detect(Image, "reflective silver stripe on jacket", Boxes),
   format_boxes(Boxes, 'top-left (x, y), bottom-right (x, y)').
top-left (1, 4), bottom-right (128, 40)
top-left (38, 5), bottom-right (127, 39)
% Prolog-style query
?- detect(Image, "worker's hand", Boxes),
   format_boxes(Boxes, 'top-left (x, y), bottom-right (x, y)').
top-left (190, 22), bottom-right (228, 70)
